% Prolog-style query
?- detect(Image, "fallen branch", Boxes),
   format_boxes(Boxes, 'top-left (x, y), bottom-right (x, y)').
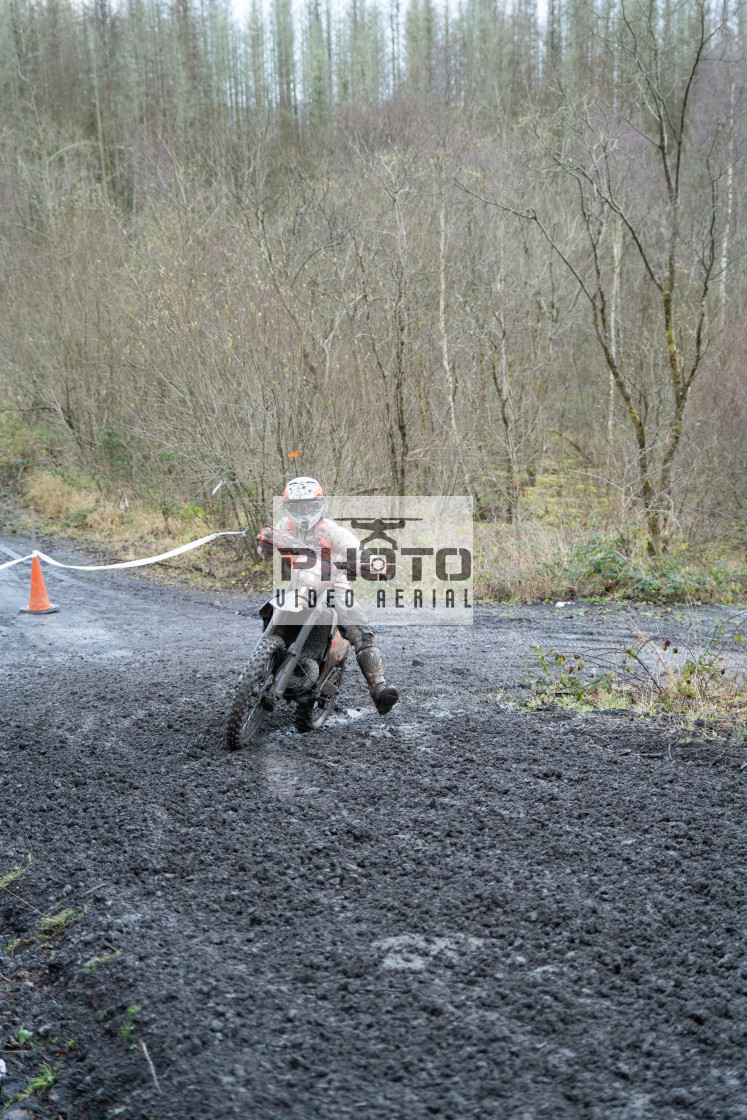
top-left (139, 1039), bottom-right (161, 1094)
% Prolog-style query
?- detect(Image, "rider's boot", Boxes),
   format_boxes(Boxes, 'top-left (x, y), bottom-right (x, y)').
top-left (357, 646), bottom-right (399, 715)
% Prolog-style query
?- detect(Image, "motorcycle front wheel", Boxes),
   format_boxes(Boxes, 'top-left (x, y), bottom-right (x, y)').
top-left (226, 635), bottom-right (286, 750)
top-left (295, 663), bottom-right (346, 733)
top-left (295, 697), bottom-right (333, 733)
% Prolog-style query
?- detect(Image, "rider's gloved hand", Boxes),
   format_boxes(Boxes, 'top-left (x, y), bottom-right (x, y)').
top-left (256, 526), bottom-right (275, 560)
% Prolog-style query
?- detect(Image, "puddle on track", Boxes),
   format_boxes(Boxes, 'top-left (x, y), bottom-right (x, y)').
top-left (260, 751), bottom-right (326, 801)
top-left (373, 933), bottom-right (485, 971)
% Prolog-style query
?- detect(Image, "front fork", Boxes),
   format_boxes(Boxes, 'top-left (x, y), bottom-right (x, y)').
top-left (263, 606), bottom-right (338, 710)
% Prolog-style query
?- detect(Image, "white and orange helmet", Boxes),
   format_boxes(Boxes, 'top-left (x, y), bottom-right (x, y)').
top-left (283, 476), bottom-right (327, 533)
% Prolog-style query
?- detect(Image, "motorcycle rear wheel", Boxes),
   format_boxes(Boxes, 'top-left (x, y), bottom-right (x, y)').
top-left (226, 635), bottom-right (286, 750)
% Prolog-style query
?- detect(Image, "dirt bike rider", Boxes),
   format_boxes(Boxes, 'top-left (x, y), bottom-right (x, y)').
top-left (256, 477), bottom-right (399, 716)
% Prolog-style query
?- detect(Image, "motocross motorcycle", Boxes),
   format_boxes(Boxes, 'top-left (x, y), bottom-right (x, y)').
top-left (226, 567), bottom-right (351, 749)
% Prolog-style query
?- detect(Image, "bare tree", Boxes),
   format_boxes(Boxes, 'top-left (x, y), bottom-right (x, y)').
top-left (518, 0), bottom-right (739, 552)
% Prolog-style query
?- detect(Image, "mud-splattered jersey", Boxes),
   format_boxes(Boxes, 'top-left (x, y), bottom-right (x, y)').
top-left (274, 516), bottom-right (360, 589)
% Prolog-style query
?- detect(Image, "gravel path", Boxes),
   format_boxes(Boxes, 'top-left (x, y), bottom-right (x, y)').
top-left (1, 537), bottom-right (746, 1120)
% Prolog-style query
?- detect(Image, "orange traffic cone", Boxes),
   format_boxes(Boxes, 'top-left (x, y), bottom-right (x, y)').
top-left (19, 554), bottom-right (59, 614)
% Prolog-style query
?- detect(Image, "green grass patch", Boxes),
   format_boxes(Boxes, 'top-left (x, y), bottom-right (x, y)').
top-left (118, 1005), bottom-right (141, 1042)
top-left (0, 408), bottom-right (59, 490)
top-left (545, 534), bottom-right (747, 604)
top-left (9, 1064), bottom-right (59, 1103)
top-left (0, 865), bottom-right (29, 892)
top-left (475, 524), bottom-right (746, 605)
top-left (39, 907), bottom-right (83, 937)
top-left (82, 949), bottom-right (122, 972)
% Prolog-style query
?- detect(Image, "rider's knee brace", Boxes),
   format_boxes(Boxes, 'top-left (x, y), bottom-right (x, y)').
top-left (345, 625), bottom-right (376, 655)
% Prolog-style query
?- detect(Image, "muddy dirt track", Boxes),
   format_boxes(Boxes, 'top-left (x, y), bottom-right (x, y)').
top-left (1, 535), bottom-right (746, 1120)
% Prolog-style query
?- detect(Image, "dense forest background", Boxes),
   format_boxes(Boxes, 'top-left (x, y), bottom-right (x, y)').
top-left (1, 0), bottom-right (745, 590)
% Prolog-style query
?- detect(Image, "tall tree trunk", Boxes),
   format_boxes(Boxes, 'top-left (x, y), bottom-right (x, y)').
top-left (87, 21), bottom-right (108, 199)
top-left (606, 213), bottom-right (622, 492)
top-left (439, 183), bottom-right (457, 439)
top-left (491, 319), bottom-right (519, 527)
top-left (719, 79), bottom-right (735, 329)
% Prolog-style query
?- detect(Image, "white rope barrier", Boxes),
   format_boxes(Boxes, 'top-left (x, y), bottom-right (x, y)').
top-left (0, 552), bottom-right (34, 570)
top-left (0, 531), bottom-right (247, 572)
